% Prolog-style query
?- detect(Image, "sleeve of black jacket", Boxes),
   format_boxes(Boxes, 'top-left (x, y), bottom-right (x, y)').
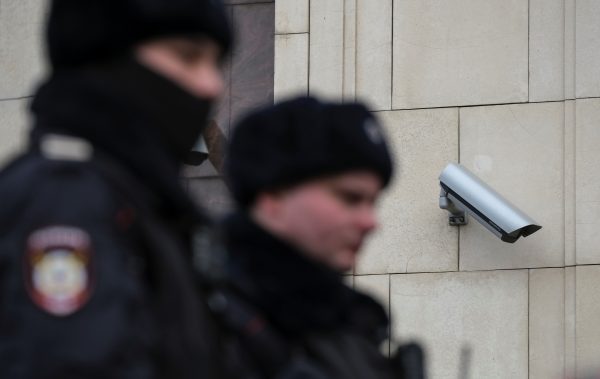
top-left (0, 157), bottom-right (157, 379)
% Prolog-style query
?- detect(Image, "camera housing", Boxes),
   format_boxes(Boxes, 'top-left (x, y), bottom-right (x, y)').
top-left (439, 163), bottom-right (542, 243)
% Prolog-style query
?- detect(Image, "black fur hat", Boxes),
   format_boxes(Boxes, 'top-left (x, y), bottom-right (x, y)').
top-left (226, 97), bottom-right (394, 208)
top-left (46, 0), bottom-right (232, 69)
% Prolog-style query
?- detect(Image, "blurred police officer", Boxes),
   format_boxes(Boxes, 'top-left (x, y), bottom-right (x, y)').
top-left (215, 97), bottom-right (422, 378)
top-left (0, 0), bottom-right (232, 377)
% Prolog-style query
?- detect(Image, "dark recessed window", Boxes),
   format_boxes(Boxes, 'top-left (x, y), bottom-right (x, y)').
top-left (185, 0), bottom-right (274, 217)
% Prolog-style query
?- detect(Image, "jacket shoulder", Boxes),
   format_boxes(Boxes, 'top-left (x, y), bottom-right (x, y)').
top-left (303, 331), bottom-right (395, 379)
top-left (0, 153), bottom-right (120, 233)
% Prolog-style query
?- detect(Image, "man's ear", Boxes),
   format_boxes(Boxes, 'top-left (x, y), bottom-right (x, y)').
top-left (250, 191), bottom-right (289, 236)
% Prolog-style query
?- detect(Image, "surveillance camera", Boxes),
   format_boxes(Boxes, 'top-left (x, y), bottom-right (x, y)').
top-left (439, 163), bottom-right (542, 243)
top-left (187, 136), bottom-right (209, 166)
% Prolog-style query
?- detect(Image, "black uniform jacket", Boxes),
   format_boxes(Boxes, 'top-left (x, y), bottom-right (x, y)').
top-left (0, 68), bottom-right (221, 378)
top-left (218, 212), bottom-right (395, 379)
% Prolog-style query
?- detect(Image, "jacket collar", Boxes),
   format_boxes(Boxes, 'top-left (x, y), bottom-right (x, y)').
top-left (29, 65), bottom-right (208, 226)
top-left (223, 211), bottom-right (389, 343)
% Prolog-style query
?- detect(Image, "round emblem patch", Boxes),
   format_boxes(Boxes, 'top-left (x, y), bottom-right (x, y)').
top-left (25, 226), bottom-right (93, 316)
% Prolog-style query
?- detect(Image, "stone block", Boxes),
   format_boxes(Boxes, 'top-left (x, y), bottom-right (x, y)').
top-left (0, 0), bottom-right (48, 99)
top-left (529, 268), bottom-right (565, 379)
top-left (356, 108), bottom-right (458, 274)
top-left (355, 0), bottom-right (391, 110)
top-left (274, 33), bottom-right (309, 102)
top-left (565, 100), bottom-right (576, 266)
top-left (576, 0), bottom-right (600, 98)
top-left (342, 0), bottom-right (356, 102)
top-left (576, 99), bottom-right (600, 264)
top-left (459, 102), bottom-right (564, 270)
top-left (529, 0), bottom-right (565, 102)
top-left (231, 4), bottom-right (274, 126)
top-left (564, 0), bottom-right (576, 100)
top-left (275, 0), bottom-right (308, 34)
top-left (392, 0), bottom-right (528, 109)
top-left (391, 270), bottom-right (528, 379)
top-left (576, 265), bottom-right (600, 376)
top-left (0, 99), bottom-right (29, 166)
top-left (188, 177), bottom-right (233, 218)
top-left (309, 0), bottom-right (344, 100)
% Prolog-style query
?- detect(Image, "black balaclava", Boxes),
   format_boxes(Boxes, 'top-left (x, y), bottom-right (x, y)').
top-left (95, 55), bottom-right (215, 163)
top-left (30, 0), bottom-right (232, 220)
top-left (37, 0), bottom-right (232, 164)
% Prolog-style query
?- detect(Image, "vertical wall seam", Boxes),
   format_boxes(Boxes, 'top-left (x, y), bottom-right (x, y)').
top-left (527, 269), bottom-right (532, 378)
top-left (573, 102), bottom-right (576, 262)
top-left (457, 108), bottom-right (461, 271)
top-left (354, 0), bottom-right (359, 102)
top-left (562, 0), bottom-right (566, 100)
top-left (564, 0), bottom-right (576, 101)
top-left (388, 273), bottom-right (392, 357)
top-left (390, 0), bottom-right (394, 110)
top-left (563, 100), bottom-right (567, 267)
top-left (574, 267), bottom-right (577, 376)
top-left (572, 3), bottom-right (577, 263)
top-left (563, 267), bottom-right (567, 379)
top-left (458, 227), bottom-right (461, 271)
top-left (342, 0), bottom-right (356, 102)
top-left (342, 0), bottom-right (346, 100)
top-left (566, 267), bottom-right (569, 379)
top-left (527, 0), bottom-right (531, 103)
top-left (228, 6), bottom-right (234, 134)
top-left (307, 0), bottom-right (311, 96)
top-left (573, 1), bottom-right (576, 100)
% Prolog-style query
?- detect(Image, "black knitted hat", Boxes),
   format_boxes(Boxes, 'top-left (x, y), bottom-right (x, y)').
top-left (46, 0), bottom-right (232, 69)
top-left (226, 97), bottom-right (394, 208)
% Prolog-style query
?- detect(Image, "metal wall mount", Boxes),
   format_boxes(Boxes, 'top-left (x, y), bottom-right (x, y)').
top-left (439, 188), bottom-right (468, 226)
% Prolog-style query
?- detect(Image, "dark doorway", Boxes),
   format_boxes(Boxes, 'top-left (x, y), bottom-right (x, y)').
top-left (184, 0), bottom-right (274, 217)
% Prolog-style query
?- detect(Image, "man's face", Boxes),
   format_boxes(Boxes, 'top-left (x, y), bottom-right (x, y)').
top-left (264, 171), bottom-right (383, 272)
top-left (135, 37), bottom-right (224, 99)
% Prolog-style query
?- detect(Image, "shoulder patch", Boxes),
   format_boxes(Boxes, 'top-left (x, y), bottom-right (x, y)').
top-left (24, 226), bottom-right (93, 316)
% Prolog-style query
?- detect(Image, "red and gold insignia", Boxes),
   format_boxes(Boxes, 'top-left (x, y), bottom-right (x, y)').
top-left (24, 226), bottom-right (93, 316)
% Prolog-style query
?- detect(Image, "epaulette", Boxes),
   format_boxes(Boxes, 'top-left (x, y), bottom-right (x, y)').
top-left (40, 134), bottom-right (93, 162)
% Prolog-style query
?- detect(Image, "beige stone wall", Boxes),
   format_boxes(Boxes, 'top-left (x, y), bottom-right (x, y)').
top-left (276, 0), bottom-right (600, 377)
top-left (0, 0), bottom-right (47, 165)
top-left (3, 0), bottom-right (600, 377)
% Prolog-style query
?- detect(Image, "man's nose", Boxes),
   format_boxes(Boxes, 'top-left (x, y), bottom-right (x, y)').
top-left (358, 206), bottom-right (378, 233)
top-left (191, 66), bottom-right (224, 99)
